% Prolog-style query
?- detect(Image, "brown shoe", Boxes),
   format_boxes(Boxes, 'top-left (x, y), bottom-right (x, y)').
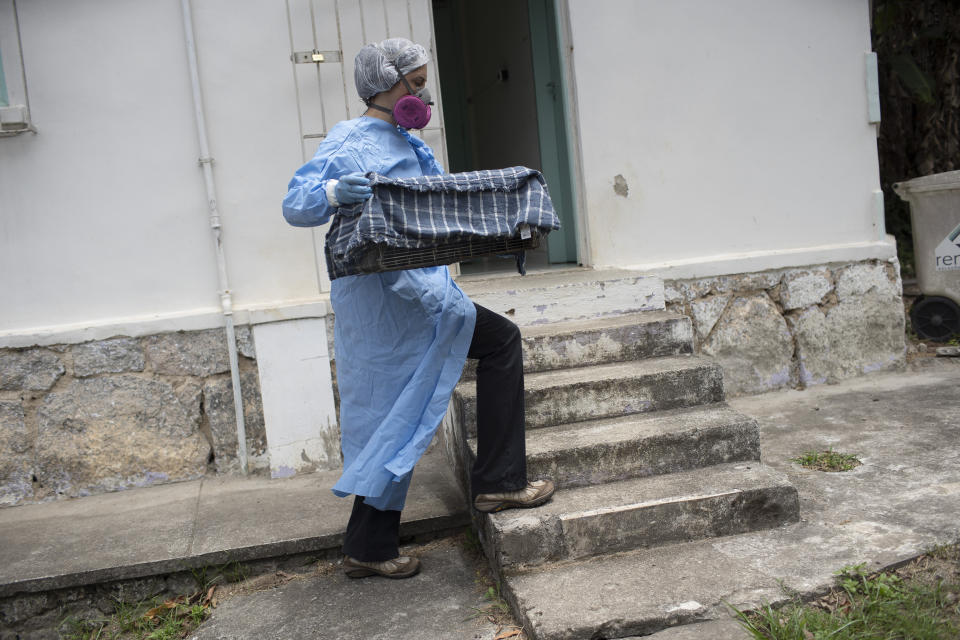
top-left (343, 555), bottom-right (421, 579)
top-left (474, 479), bottom-right (556, 513)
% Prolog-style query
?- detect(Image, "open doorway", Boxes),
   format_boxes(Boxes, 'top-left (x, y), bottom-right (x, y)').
top-left (433, 0), bottom-right (578, 275)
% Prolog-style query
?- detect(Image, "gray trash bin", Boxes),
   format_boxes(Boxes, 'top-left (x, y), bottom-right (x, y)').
top-left (894, 170), bottom-right (960, 341)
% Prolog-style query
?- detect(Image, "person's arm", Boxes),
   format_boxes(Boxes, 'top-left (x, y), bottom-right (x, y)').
top-left (282, 146), bottom-right (366, 227)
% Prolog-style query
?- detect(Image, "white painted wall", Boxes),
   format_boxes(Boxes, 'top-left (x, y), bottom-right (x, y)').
top-left (1, 1), bottom-right (220, 333)
top-left (0, 0), bottom-right (444, 343)
top-left (566, 0), bottom-right (889, 274)
top-left (0, 0), bottom-right (315, 340)
top-left (0, 0), bottom-right (443, 477)
top-left (189, 0), bottom-right (320, 310)
top-left (1, 0), bottom-right (888, 343)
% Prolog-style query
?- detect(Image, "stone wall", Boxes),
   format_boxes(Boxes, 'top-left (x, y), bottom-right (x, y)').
top-left (0, 259), bottom-right (907, 506)
top-left (0, 328), bottom-right (266, 507)
top-left (665, 258), bottom-right (907, 396)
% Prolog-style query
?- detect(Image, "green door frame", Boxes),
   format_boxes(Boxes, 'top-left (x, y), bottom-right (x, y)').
top-left (0, 50), bottom-right (9, 107)
top-left (528, 0), bottom-right (578, 264)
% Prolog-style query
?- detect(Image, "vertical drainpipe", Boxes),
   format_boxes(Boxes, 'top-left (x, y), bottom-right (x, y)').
top-left (180, 0), bottom-right (248, 474)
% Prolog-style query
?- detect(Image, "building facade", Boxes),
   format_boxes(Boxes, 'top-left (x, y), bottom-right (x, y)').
top-left (0, 0), bottom-right (903, 506)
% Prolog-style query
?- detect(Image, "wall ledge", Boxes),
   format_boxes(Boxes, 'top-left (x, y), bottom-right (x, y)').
top-left (0, 298), bottom-right (331, 349)
top-left (607, 237), bottom-right (898, 281)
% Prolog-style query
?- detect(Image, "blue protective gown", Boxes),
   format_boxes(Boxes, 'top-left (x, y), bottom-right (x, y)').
top-left (282, 117), bottom-right (476, 511)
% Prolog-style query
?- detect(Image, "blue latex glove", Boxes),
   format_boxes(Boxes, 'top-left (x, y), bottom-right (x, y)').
top-left (334, 172), bottom-right (372, 205)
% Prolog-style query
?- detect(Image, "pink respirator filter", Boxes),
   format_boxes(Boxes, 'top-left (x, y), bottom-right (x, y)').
top-left (393, 95), bottom-right (432, 130)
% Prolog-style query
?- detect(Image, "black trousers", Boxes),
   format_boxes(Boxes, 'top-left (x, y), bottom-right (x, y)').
top-left (342, 303), bottom-right (527, 561)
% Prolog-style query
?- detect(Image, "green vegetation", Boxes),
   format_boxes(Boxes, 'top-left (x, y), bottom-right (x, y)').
top-left (190, 561), bottom-right (249, 591)
top-left (60, 594), bottom-right (210, 640)
top-left (460, 528), bottom-right (525, 638)
top-left (732, 546), bottom-right (960, 639)
top-left (791, 449), bottom-right (861, 472)
top-left (481, 580), bottom-right (512, 616)
top-left (57, 561), bottom-right (257, 639)
top-left (872, 0), bottom-right (960, 278)
top-left (462, 525), bottom-right (484, 555)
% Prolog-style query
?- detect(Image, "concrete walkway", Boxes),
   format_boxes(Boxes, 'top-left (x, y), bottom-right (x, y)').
top-left (640, 356), bottom-right (960, 638)
top-left (0, 448), bottom-right (469, 598)
top-left (2, 358), bottom-right (959, 639)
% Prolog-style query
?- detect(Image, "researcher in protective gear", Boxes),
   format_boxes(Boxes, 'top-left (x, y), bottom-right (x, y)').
top-left (282, 38), bottom-right (555, 579)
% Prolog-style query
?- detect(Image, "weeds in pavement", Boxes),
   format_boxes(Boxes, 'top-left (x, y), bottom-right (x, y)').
top-left (59, 592), bottom-right (212, 640)
top-left (459, 527), bottom-right (526, 639)
top-left (730, 543), bottom-right (960, 639)
top-left (791, 448), bottom-right (861, 472)
top-left (481, 580), bottom-right (511, 616)
top-left (462, 525), bottom-right (483, 555)
top-left (60, 616), bottom-right (108, 640)
top-left (466, 579), bottom-right (523, 640)
top-left (57, 563), bottom-right (261, 639)
top-left (190, 561), bottom-right (250, 591)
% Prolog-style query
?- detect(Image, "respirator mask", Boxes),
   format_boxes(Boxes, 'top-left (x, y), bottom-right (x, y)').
top-left (369, 69), bottom-right (433, 129)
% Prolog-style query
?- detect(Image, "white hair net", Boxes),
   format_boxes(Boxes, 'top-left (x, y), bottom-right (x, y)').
top-left (354, 38), bottom-right (430, 100)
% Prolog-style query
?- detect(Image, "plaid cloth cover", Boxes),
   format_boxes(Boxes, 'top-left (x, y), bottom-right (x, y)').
top-left (324, 167), bottom-right (560, 279)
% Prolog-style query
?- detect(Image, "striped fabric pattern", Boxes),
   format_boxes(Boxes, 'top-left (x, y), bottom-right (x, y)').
top-left (325, 166), bottom-right (560, 279)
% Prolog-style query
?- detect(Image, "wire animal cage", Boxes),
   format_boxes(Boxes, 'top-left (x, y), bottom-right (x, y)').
top-left (324, 167), bottom-right (560, 280)
top-left (333, 227), bottom-right (542, 276)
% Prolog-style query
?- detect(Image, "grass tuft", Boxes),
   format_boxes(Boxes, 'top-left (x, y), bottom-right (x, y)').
top-left (59, 581), bottom-right (218, 639)
top-left (459, 528), bottom-right (526, 639)
top-left (462, 525), bottom-right (483, 556)
top-left (190, 561), bottom-right (249, 591)
top-left (791, 448), bottom-right (861, 472)
top-left (730, 544), bottom-right (960, 640)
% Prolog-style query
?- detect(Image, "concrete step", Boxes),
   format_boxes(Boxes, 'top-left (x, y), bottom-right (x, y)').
top-left (461, 311), bottom-right (693, 381)
top-left (501, 536), bottom-right (789, 640)
top-left (481, 462), bottom-right (799, 571)
top-left (467, 404), bottom-right (761, 491)
top-left (458, 268), bottom-right (665, 327)
top-left (456, 355), bottom-right (725, 436)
